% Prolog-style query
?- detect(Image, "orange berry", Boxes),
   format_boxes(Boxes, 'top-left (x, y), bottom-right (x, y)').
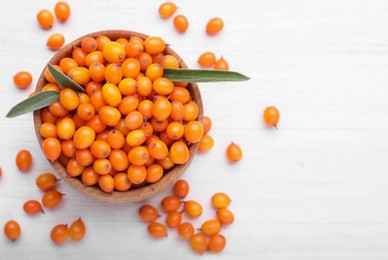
top-left (198, 52), bottom-right (216, 68)
top-left (217, 208), bottom-right (234, 225)
top-left (85, 51), bottom-right (105, 67)
top-left (183, 200), bottom-right (202, 218)
top-left (152, 97), bottom-right (171, 121)
top-left (57, 117), bottom-right (75, 140)
top-left (59, 57), bottom-right (78, 74)
top-left (159, 2), bottom-right (177, 18)
top-left (40, 122), bottom-right (58, 138)
top-left (98, 174), bottom-right (114, 192)
top-left (96, 35), bottom-right (111, 51)
top-left (13, 71), bottom-right (33, 89)
top-left (173, 179), bottom-right (189, 198)
top-left (161, 196), bottom-right (181, 213)
top-left (81, 37), bottom-right (97, 53)
top-left (99, 106), bottom-right (121, 126)
top-left (201, 220), bottom-right (221, 237)
top-left (137, 99), bottom-right (153, 119)
top-left (177, 222), bottom-right (195, 240)
top-left (153, 77), bottom-right (174, 95)
top-left (125, 41), bottom-right (143, 58)
top-left (128, 146), bottom-right (149, 166)
top-left (103, 42), bottom-right (125, 63)
top-left (161, 55), bottom-right (179, 68)
top-left (107, 130), bottom-right (125, 149)
top-left (166, 211), bottom-right (182, 228)
top-left (68, 67), bottom-right (90, 85)
top-left (203, 116), bottom-right (212, 134)
top-left (42, 137), bottom-right (61, 162)
top-left (147, 222), bottom-right (167, 238)
top-left (126, 129), bottom-right (147, 147)
top-left (147, 139), bottom-right (169, 160)
top-left (226, 142), bottom-right (242, 162)
top-left (41, 107), bottom-right (58, 124)
top-left (116, 37), bottom-right (129, 48)
top-left (37, 9), bottom-right (54, 29)
top-left (118, 78), bottom-right (137, 96)
top-left (23, 200), bottom-right (44, 215)
top-left (211, 192), bottom-right (231, 209)
top-left (36, 173), bottom-right (58, 191)
top-left (139, 205), bottom-right (159, 222)
top-left (77, 103), bottom-right (95, 121)
top-left (81, 167), bottom-right (99, 186)
top-left (72, 47), bottom-right (87, 67)
top-left (47, 33), bottom-right (65, 50)
top-left (198, 134), bottom-right (214, 152)
top-left (145, 164), bottom-right (164, 183)
top-left (263, 106), bottom-right (280, 128)
top-left (90, 90), bottom-right (107, 112)
top-left (170, 141), bottom-right (189, 164)
top-left (214, 56), bottom-right (229, 70)
top-left (105, 63), bottom-right (123, 85)
top-left (183, 101), bottom-right (199, 121)
top-left (59, 88), bottom-right (79, 111)
top-left (109, 149), bottom-right (130, 172)
top-left (138, 121), bottom-right (154, 137)
top-left (170, 87), bottom-right (190, 104)
top-left (69, 218), bottom-right (86, 241)
top-left (16, 150), bottom-right (32, 171)
top-left (138, 52), bottom-right (153, 71)
top-left (73, 126), bottom-right (96, 149)
top-left (54, 2), bottom-right (71, 22)
top-left (90, 140), bottom-right (111, 159)
top-left (4, 220), bottom-right (21, 241)
top-left (85, 81), bottom-right (102, 96)
top-left (127, 165), bottom-right (147, 184)
top-left (125, 111), bottom-right (144, 130)
top-left (118, 95), bottom-right (139, 115)
top-left (93, 159), bottom-right (112, 175)
top-left (75, 149), bottom-right (93, 167)
top-left (121, 58), bottom-right (140, 79)
top-left (190, 233), bottom-right (207, 254)
top-left (157, 154), bottom-right (175, 170)
top-left (102, 83), bottom-right (122, 107)
top-left (173, 15), bottom-right (189, 33)
top-left (206, 17), bottom-right (224, 35)
top-left (184, 121), bottom-right (203, 143)
top-left (166, 121), bottom-right (184, 140)
top-left (207, 234), bottom-right (226, 254)
top-left (66, 158), bottom-right (85, 177)
top-left (144, 36), bottom-right (166, 55)
top-left (50, 224), bottom-right (69, 244)
top-left (113, 172), bottom-right (131, 191)
top-left (42, 190), bottom-right (63, 208)
top-left (145, 63), bottom-right (163, 81)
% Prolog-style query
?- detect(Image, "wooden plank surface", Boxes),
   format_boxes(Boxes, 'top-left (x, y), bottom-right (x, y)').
top-left (1, 0), bottom-right (388, 259)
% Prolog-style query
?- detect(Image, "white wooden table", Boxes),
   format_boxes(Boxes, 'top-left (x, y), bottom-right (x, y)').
top-left (1, 0), bottom-right (388, 259)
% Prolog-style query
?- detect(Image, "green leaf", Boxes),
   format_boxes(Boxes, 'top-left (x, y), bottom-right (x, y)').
top-left (163, 68), bottom-right (250, 82)
top-left (47, 63), bottom-right (85, 93)
top-left (6, 91), bottom-right (60, 118)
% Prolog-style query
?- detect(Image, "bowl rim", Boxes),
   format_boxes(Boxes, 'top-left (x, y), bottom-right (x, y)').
top-left (33, 30), bottom-right (203, 203)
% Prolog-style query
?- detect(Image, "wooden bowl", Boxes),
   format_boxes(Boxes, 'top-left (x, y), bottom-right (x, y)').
top-left (33, 30), bottom-right (203, 203)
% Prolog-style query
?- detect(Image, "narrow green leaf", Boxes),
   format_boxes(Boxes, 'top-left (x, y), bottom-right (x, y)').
top-left (47, 63), bottom-right (85, 93)
top-left (163, 68), bottom-right (250, 82)
top-left (6, 91), bottom-right (60, 118)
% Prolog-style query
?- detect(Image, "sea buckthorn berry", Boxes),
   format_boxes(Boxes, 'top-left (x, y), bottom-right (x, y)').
top-left (145, 164), bottom-right (164, 183)
top-left (37, 9), bottom-right (54, 29)
top-left (152, 97), bottom-right (171, 121)
top-left (153, 78), bottom-right (174, 95)
top-left (138, 99), bottom-right (153, 119)
top-left (77, 103), bottom-right (95, 121)
top-left (103, 41), bottom-right (125, 63)
top-left (161, 55), bottom-right (179, 68)
top-left (190, 234), bottom-right (207, 254)
top-left (42, 190), bottom-right (63, 208)
top-left (57, 117), bottom-right (76, 140)
top-left (61, 140), bottom-right (76, 158)
top-left (69, 218), bottom-right (86, 241)
top-left (96, 130), bottom-right (109, 141)
top-left (137, 77), bottom-right (153, 97)
top-left (36, 173), bottom-right (58, 191)
top-left (107, 130), bottom-right (125, 149)
top-left (68, 67), bottom-right (90, 85)
top-left (42, 83), bottom-right (61, 92)
top-left (183, 101), bottom-right (199, 121)
top-left (145, 63), bottom-right (163, 82)
top-left (98, 174), bottom-right (114, 192)
top-left (118, 95), bottom-right (139, 115)
top-left (139, 205), bottom-right (159, 222)
top-left (184, 121), bottom-right (203, 143)
top-left (72, 47), bottom-right (88, 67)
top-left (23, 200), bottom-right (44, 215)
top-left (99, 106), bottom-right (121, 126)
top-left (173, 15), bottom-right (189, 33)
top-left (211, 192), bottom-right (231, 209)
top-left (177, 222), bottom-right (194, 240)
top-left (214, 56), bottom-right (229, 70)
top-left (82, 166), bottom-right (99, 186)
top-left (4, 220), bottom-right (21, 241)
top-left (89, 62), bottom-right (105, 83)
top-left (81, 37), bottom-right (97, 53)
top-left (157, 154), bottom-right (175, 170)
top-left (13, 71), bottom-right (33, 89)
top-left (86, 115), bottom-right (106, 134)
top-left (173, 180), bottom-right (189, 198)
top-left (49, 101), bottom-right (68, 117)
top-left (208, 234), bottom-right (226, 254)
top-left (54, 2), bottom-right (71, 22)
top-left (147, 139), bottom-right (169, 160)
top-left (201, 220), bottom-right (221, 237)
top-left (263, 106), bottom-right (280, 128)
top-left (127, 165), bottom-right (147, 184)
top-left (0, 167), bottom-right (2, 177)
top-left (40, 122), bottom-right (58, 138)
top-left (126, 129), bottom-right (147, 147)
top-left (174, 81), bottom-right (189, 88)
top-left (59, 88), bottom-right (79, 111)
top-left (78, 92), bottom-right (90, 103)
top-left (45, 65), bottom-right (63, 83)
top-left (226, 142), bottom-right (242, 163)
top-left (170, 87), bottom-right (190, 104)
top-left (85, 51), bottom-right (105, 67)
top-left (125, 41), bottom-right (143, 58)
top-left (161, 196), bottom-right (181, 213)
top-left (198, 134), bottom-right (214, 152)
top-left (102, 83), bottom-right (122, 107)
top-left (105, 63), bottom-right (123, 85)
top-left (113, 172), bottom-right (131, 191)
top-left (41, 107), bottom-right (58, 124)
top-left (66, 158), bottom-right (85, 177)
top-left (128, 146), bottom-right (149, 166)
top-left (115, 118), bottom-right (131, 136)
top-left (73, 126), bottom-right (96, 149)
top-left (50, 224), bottom-right (68, 244)
top-left (16, 150), bottom-right (32, 171)
top-left (159, 2), bottom-right (177, 18)
top-left (203, 116), bottom-right (212, 134)
top-left (150, 118), bottom-right (168, 132)
top-left (75, 149), bottom-right (93, 167)
top-left (121, 58), bottom-right (141, 79)
top-left (144, 36), bottom-right (166, 55)
top-left (138, 52), bottom-right (153, 71)
top-left (217, 208), bottom-right (234, 225)
top-left (159, 131), bottom-right (173, 146)
top-left (125, 111), bottom-right (144, 130)
top-left (85, 81), bottom-right (102, 96)
top-left (47, 33), bottom-right (65, 50)
top-left (116, 37), bottom-right (129, 48)
top-left (170, 141), bottom-right (189, 164)
top-left (148, 222), bottom-right (167, 238)
top-left (138, 121), bottom-right (154, 137)
top-left (118, 78), bottom-right (137, 96)
top-left (197, 52), bottom-right (216, 68)
top-left (206, 17), bottom-right (224, 35)
top-left (96, 35), bottom-right (111, 51)
top-left (90, 140), bottom-right (111, 159)
top-left (166, 121), bottom-right (184, 140)
top-left (60, 57), bottom-right (78, 74)
top-left (90, 90), bottom-right (107, 111)
top-left (109, 150), bottom-right (130, 171)
top-left (184, 200), bottom-right (202, 218)
top-left (166, 211), bottom-right (182, 228)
